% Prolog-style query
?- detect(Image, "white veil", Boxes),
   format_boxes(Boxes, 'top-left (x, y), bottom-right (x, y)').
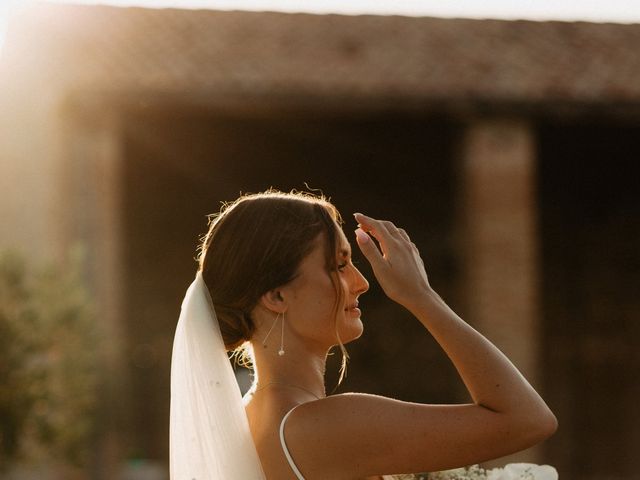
top-left (170, 271), bottom-right (266, 479)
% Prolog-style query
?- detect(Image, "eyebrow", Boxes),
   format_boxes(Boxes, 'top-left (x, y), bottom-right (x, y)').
top-left (339, 247), bottom-right (351, 258)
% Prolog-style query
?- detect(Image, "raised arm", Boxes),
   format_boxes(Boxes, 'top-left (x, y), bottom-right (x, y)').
top-left (282, 213), bottom-right (557, 479)
top-left (353, 212), bottom-right (557, 428)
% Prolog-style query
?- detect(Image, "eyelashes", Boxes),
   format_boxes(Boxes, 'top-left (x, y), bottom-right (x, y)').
top-left (337, 260), bottom-right (359, 272)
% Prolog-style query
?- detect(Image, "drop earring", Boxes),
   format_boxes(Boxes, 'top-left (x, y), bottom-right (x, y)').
top-left (278, 311), bottom-right (285, 356)
top-left (262, 311), bottom-right (285, 356)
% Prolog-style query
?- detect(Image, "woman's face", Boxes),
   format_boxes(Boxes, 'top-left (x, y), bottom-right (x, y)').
top-left (282, 227), bottom-right (369, 349)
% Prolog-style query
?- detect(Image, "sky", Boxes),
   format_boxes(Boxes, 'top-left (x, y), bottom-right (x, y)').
top-left (2, 0), bottom-right (640, 50)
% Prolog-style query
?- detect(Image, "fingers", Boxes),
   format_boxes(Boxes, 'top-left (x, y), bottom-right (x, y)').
top-left (397, 228), bottom-right (410, 242)
top-left (379, 219), bottom-right (400, 236)
top-left (354, 213), bottom-right (407, 243)
top-left (354, 227), bottom-right (383, 269)
top-left (397, 228), bottom-right (418, 253)
top-left (354, 213), bottom-right (388, 238)
top-left (353, 213), bottom-right (430, 304)
top-left (354, 212), bottom-right (419, 257)
top-left (353, 212), bottom-right (390, 256)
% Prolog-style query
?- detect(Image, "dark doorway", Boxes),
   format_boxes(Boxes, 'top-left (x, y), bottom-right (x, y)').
top-left (538, 121), bottom-right (640, 479)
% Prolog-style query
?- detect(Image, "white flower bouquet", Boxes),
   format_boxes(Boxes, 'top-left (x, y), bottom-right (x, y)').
top-left (488, 464), bottom-right (558, 480)
top-left (423, 463), bottom-right (558, 480)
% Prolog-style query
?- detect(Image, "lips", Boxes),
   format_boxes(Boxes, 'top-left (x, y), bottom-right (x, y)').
top-left (344, 301), bottom-right (359, 311)
top-left (345, 303), bottom-right (362, 317)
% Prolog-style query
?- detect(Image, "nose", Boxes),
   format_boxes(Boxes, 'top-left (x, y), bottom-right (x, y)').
top-left (350, 264), bottom-right (369, 295)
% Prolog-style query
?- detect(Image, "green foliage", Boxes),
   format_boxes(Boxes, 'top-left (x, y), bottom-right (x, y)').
top-left (0, 248), bottom-right (100, 469)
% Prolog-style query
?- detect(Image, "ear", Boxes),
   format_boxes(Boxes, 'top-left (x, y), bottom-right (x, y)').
top-left (258, 288), bottom-right (287, 314)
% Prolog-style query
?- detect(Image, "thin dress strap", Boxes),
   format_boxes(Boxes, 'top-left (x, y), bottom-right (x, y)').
top-left (280, 407), bottom-right (398, 480)
top-left (279, 406), bottom-right (306, 480)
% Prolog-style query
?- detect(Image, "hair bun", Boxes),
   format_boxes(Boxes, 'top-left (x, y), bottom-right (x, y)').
top-left (214, 304), bottom-right (255, 351)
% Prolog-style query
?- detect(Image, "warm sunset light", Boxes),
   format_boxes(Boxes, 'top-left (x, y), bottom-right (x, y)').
top-left (36, 0), bottom-right (640, 22)
top-left (1, 1), bottom-right (639, 478)
top-left (3, 0), bottom-right (640, 52)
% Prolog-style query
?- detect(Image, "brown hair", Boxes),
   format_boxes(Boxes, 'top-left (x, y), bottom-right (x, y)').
top-left (197, 189), bottom-right (349, 374)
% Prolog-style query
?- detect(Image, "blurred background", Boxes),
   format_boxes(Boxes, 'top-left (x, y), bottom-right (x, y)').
top-left (0, 1), bottom-right (639, 479)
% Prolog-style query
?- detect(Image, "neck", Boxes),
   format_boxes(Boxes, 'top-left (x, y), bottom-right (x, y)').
top-left (250, 341), bottom-right (328, 399)
top-left (254, 382), bottom-right (322, 400)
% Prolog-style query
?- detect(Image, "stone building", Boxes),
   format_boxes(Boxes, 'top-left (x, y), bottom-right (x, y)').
top-left (1, 4), bottom-right (638, 479)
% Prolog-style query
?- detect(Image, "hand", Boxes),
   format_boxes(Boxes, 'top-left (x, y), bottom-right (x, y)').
top-left (353, 213), bottom-right (432, 309)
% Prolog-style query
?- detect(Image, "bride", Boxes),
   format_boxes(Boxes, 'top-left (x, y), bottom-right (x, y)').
top-left (170, 189), bottom-right (557, 479)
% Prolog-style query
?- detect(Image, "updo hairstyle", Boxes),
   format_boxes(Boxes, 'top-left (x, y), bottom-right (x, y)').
top-left (198, 189), bottom-right (345, 355)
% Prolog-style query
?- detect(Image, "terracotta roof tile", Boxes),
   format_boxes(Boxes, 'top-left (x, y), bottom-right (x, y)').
top-left (2, 4), bottom-right (640, 104)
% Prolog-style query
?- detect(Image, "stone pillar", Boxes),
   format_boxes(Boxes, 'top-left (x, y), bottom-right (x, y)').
top-left (60, 103), bottom-right (128, 479)
top-left (457, 118), bottom-right (543, 465)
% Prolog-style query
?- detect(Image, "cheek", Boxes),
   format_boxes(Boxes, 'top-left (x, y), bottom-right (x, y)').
top-left (295, 278), bottom-right (337, 319)
top-left (322, 273), bottom-right (343, 306)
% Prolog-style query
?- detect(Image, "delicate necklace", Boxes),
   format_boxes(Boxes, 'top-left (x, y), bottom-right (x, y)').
top-left (252, 382), bottom-right (323, 400)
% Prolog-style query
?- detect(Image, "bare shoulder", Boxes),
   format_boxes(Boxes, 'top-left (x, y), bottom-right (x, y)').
top-left (290, 392), bottom-right (418, 433)
top-left (283, 393), bottom-right (551, 479)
